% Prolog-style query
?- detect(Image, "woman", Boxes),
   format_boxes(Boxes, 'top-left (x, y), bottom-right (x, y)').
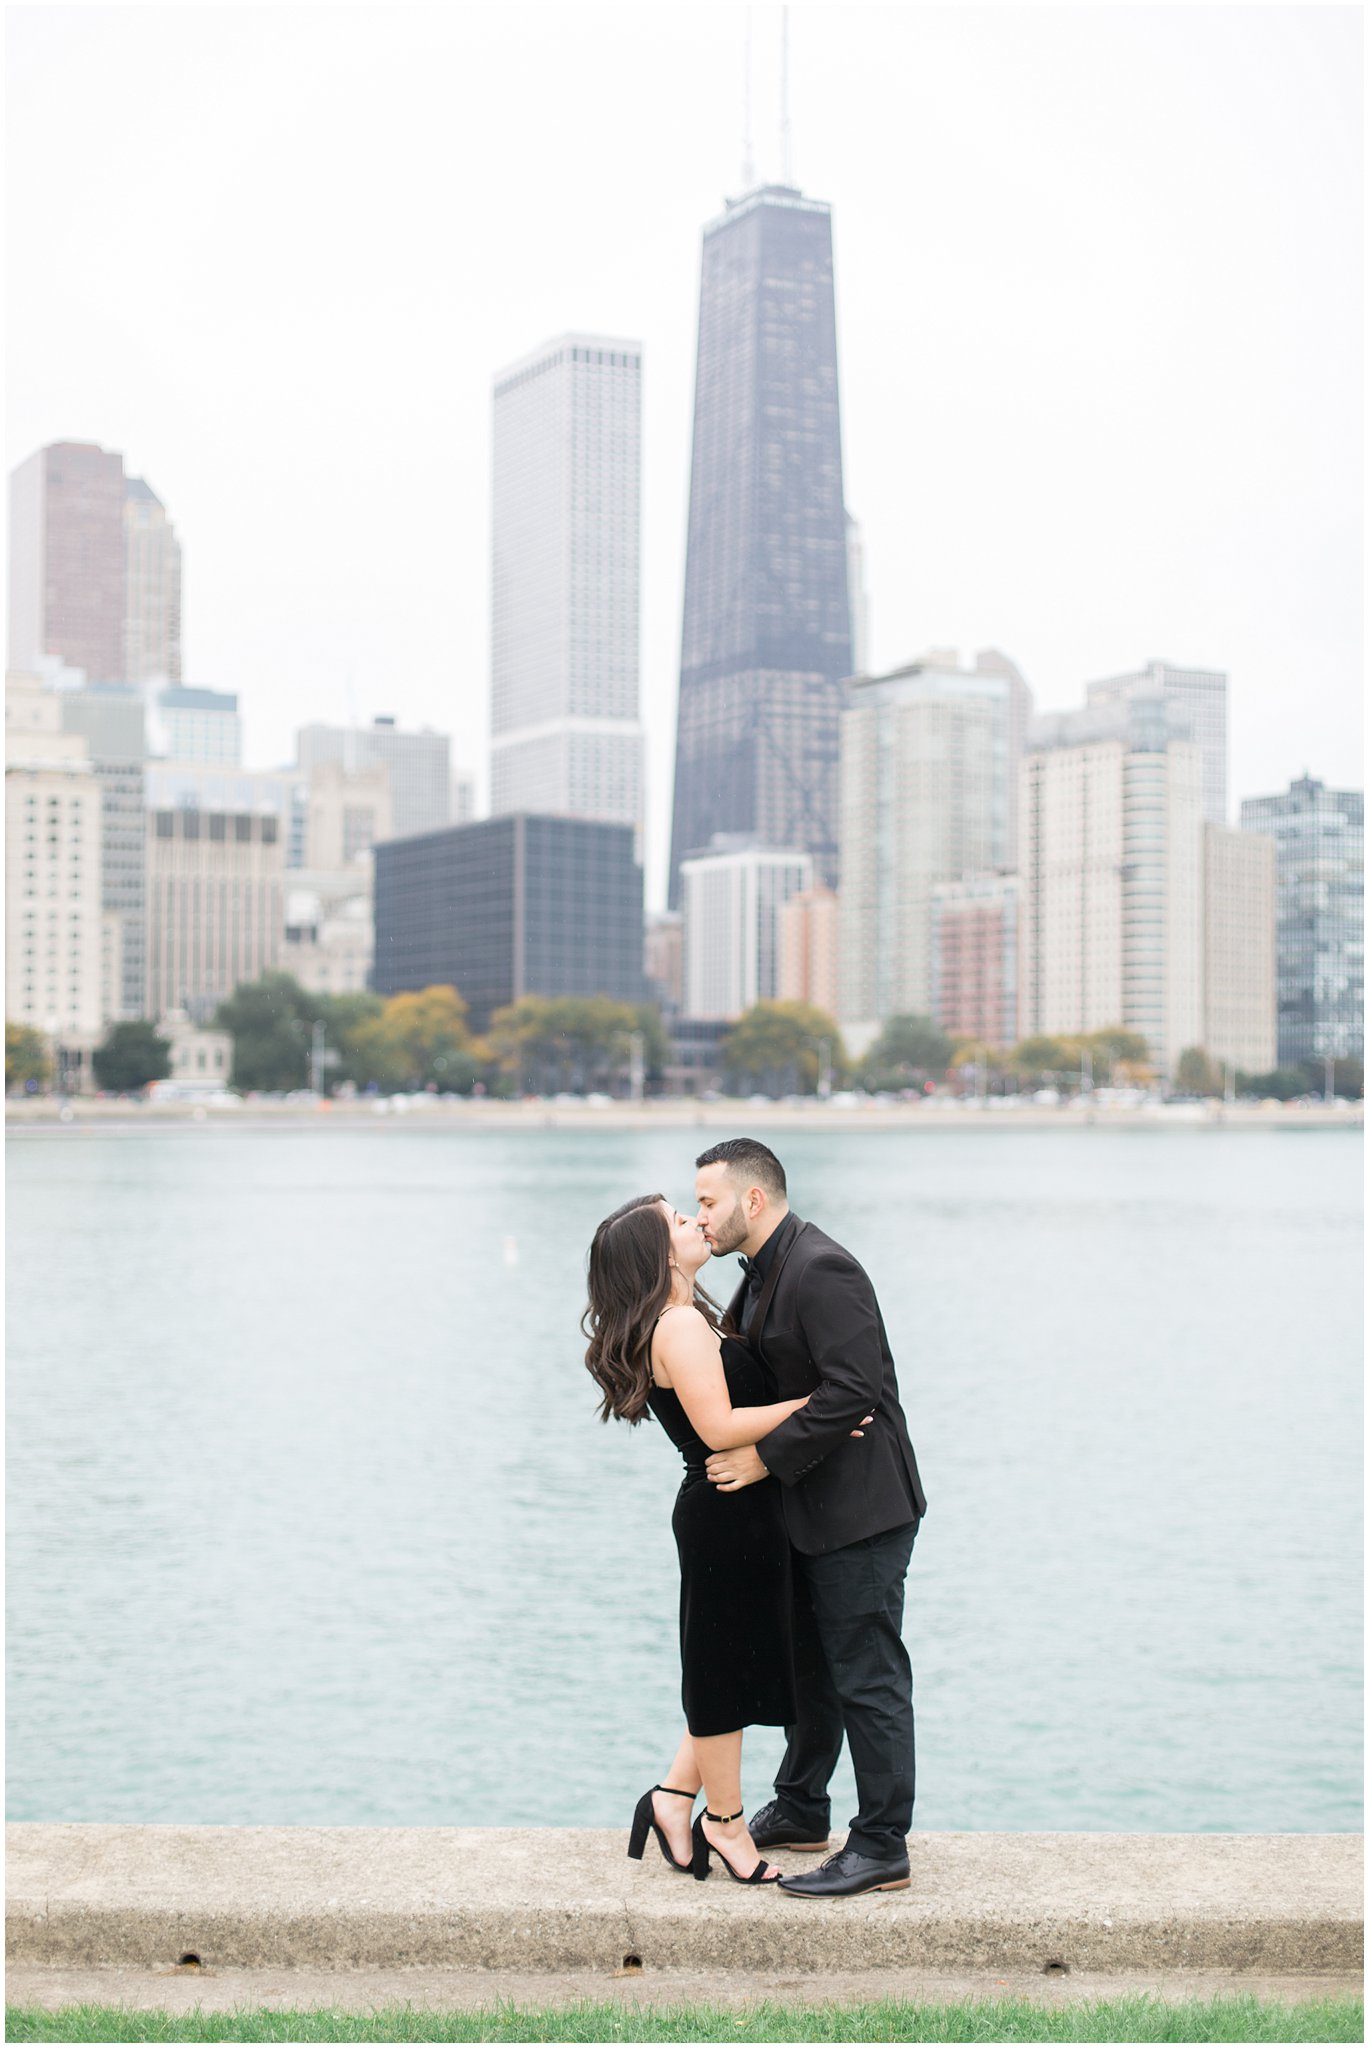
top-left (583, 1193), bottom-right (867, 1886)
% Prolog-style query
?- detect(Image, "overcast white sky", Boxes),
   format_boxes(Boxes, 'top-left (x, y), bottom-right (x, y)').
top-left (7, 2), bottom-right (1363, 906)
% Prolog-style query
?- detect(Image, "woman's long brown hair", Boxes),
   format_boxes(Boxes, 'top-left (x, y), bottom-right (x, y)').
top-left (582, 1194), bottom-right (722, 1424)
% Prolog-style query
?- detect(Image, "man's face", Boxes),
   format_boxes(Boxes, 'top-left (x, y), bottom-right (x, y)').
top-left (695, 1162), bottom-right (752, 1256)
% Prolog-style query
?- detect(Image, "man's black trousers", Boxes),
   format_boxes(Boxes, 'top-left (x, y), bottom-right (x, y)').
top-left (773, 1521), bottom-right (917, 1856)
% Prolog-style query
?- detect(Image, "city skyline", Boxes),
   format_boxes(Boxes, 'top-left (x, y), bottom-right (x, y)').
top-left (5, 5), bottom-right (1362, 914)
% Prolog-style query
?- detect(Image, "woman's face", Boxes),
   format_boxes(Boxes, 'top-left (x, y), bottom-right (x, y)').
top-left (659, 1200), bottom-right (710, 1279)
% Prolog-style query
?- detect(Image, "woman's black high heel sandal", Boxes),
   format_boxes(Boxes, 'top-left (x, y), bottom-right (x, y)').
top-left (691, 1808), bottom-right (782, 1884)
top-left (627, 1784), bottom-right (698, 1870)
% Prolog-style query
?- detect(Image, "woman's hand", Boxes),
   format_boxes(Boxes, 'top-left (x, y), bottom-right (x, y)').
top-left (794, 1393), bottom-right (874, 1438)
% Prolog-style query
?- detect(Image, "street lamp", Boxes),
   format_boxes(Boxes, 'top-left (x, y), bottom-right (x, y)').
top-left (804, 1036), bottom-right (833, 1102)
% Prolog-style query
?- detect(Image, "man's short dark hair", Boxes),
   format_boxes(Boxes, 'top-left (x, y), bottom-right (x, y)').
top-left (695, 1137), bottom-right (787, 1198)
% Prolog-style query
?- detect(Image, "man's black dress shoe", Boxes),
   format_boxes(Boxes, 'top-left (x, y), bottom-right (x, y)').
top-left (776, 1844), bottom-right (911, 1897)
top-left (748, 1799), bottom-right (832, 1854)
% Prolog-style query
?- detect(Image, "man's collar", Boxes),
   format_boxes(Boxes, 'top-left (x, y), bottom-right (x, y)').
top-left (746, 1209), bottom-right (796, 1281)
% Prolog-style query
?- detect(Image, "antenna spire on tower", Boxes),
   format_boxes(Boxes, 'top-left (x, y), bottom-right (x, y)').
top-left (742, 7), bottom-right (755, 189)
top-left (780, 3), bottom-right (793, 185)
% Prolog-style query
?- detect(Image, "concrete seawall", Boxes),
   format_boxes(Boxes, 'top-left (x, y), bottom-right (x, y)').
top-left (7, 1097), bottom-right (1363, 1133)
top-left (7, 1825), bottom-right (1362, 1981)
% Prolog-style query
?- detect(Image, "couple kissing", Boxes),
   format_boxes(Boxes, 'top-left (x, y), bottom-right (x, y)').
top-left (583, 1136), bottom-right (927, 1899)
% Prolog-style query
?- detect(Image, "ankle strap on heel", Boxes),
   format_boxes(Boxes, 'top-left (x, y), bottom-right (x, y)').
top-left (655, 1784), bottom-right (698, 1799)
top-left (704, 1807), bottom-right (743, 1824)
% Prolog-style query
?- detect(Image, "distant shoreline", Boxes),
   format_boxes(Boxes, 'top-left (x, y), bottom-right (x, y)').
top-left (6, 1097), bottom-right (1361, 1135)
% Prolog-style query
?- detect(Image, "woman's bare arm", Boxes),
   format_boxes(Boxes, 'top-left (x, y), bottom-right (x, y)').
top-left (654, 1308), bottom-right (807, 1452)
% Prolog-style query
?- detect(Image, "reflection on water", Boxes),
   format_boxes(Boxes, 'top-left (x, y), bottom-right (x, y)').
top-left (7, 1125), bottom-right (1362, 1832)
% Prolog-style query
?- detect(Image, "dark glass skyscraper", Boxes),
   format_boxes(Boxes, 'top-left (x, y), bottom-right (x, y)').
top-left (668, 186), bottom-right (850, 905)
top-left (1240, 776), bottom-right (1364, 1067)
top-left (373, 814), bottom-right (644, 1033)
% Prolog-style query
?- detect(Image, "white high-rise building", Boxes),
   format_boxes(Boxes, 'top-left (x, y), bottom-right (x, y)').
top-left (1087, 660), bottom-right (1228, 825)
top-left (490, 334), bottom-right (644, 839)
top-left (681, 841), bottom-right (813, 1021)
top-left (1203, 824), bottom-right (1276, 1075)
top-left (1019, 697), bottom-right (1204, 1077)
top-left (973, 648), bottom-right (1034, 864)
top-left (840, 657), bottom-right (1010, 1036)
top-left (6, 674), bottom-right (105, 1039)
top-left (845, 514), bottom-right (870, 675)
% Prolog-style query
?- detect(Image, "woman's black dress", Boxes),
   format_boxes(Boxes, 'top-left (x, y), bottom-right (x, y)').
top-left (647, 1335), bottom-right (797, 1738)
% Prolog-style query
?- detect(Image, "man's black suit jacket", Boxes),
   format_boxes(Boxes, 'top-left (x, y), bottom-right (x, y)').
top-left (726, 1214), bottom-right (927, 1557)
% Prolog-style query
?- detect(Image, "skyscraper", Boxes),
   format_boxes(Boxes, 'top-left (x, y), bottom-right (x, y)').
top-left (6, 674), bottom-right (105, 1042)
top-left (668, 185), bottom-right (851, 903)
top-left (1087, 660), bottom-right (1228, 826)
top-left (839, 658), bottom-right (1010, 1034)
top-left (372, 815), bottom-right (644, 1034)
top-left (1202, 825), bottom-right (1275, 1076)
top-left (779, 885), bottom-right (841, 1020)
top-left (1019, 695), bottom-right (1205, 1076)
top-left (1240, 776), bottom-right (1363, 1066)
top-left (680, 841), bottom-right (813, 1021)
top-left (930, 873), bottom-right (1020, 1048)
top-left (490, 334), bottom-right (643, 837)
top-left (8, 443), bottom-right (182, 686)
top-left (123, 477), bottom-right (183, 684)
top-left (973, 648), bottom-right (1034, 862)
top-left (59, 683), bottom-right (147, 1020)
top-left (845, 515), bottom-right (870, 675)
top-left (145, 804), bottom-right (284, 1021)
top-left (9, 444), bottom-right (125, 683)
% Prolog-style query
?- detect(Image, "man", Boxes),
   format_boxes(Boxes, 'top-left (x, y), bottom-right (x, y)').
top-left (695, 1136), bottom-right (927, 1899)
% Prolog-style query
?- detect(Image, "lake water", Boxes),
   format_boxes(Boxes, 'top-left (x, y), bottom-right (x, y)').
top-left (7, 1122), bottom-right (1362, 1835)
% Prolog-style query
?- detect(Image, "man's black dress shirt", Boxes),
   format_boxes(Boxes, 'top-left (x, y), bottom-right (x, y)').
top-left (737, 1212), bottom-right (798, 1334)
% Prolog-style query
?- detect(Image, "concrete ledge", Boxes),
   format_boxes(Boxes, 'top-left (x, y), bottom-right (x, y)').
top-left (6, 1965), bottom-right (1364, 2017)
top-left (7, 1827), bottom-right (1362, 1979)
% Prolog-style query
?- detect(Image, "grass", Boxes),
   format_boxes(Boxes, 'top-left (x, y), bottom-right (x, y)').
top-left (4, 1996), bottom-right (1364, 2044)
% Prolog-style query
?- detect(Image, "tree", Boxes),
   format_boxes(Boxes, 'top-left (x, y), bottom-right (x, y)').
top-left (1236, 1058), bottom-right (1363, 1103)
top-left (1173, 1046), bottom-right (1222, 1097)
top-left (350, 986), bottom-right (482, 1093)
top-left (6, 1023), bottom-right (52, 1093)
top-left (314, 991), bottom-right (386, 1091)
top-left (861, 1014), bottom-right (951, 1092)
top-left (488, 995), bottom-right (663, 1095)
top-left (1234, 1066), bottom-right (1304, 1102)
top-left (92, 1020), bottom-right (172, 1094)
top-left (722, 1002), bottom-right (846, 1096)
top-left (1081, 1028), bottom-right (1149, 1073)
top-left (213, 972), bottom-right (321, 1092)
top-left (1326, 1057), bottom-right (1364, 1101)
top-left (1009, 1035), bottom-right (1076, 1087)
